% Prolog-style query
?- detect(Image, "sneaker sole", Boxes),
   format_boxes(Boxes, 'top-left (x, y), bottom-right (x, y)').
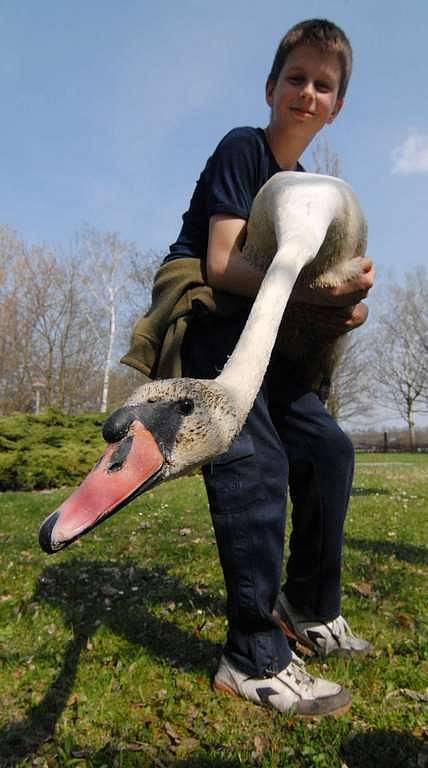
top-left (213, 679), bottom-right (239, 697)
top-left (213, 678), bottom-right (352, 719)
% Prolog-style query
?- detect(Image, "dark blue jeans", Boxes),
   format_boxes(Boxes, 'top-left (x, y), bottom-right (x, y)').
top-left (182, 307), bottom-right (354, 677)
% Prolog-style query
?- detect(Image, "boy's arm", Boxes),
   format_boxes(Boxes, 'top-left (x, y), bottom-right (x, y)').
top-left (207, 214), bottom-right (374, 319)
top-left (206, 215), bottom-right (263, 297)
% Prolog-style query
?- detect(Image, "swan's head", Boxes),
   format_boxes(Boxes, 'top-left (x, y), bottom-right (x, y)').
top-left (39, 378), bottom-right (240, 553)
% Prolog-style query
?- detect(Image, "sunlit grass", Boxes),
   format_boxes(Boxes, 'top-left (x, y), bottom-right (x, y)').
top-left (0, 454), bottom-right (427, 767)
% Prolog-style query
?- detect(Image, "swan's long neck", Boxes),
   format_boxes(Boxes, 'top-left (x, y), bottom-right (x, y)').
top-left (216, 241), bottom-right (321, 423)
top-left (216, 177), bottom-right (344, 426)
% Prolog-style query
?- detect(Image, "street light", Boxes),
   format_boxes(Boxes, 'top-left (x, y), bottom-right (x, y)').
top-left (32, 381), bottom-right (46, 415)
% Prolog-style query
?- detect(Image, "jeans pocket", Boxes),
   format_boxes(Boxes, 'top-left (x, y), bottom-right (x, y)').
top-left (202, 430), bottom-right (265, 512)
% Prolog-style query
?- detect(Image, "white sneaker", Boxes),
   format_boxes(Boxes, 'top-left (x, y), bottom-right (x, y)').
top-left (213, 652), bottom-right (351, 717)
top-left (273, 592), bottom-right (373, 658)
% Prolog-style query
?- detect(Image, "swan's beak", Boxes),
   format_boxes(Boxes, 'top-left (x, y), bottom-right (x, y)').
top-left (39, 420), bottom-right (164, 553)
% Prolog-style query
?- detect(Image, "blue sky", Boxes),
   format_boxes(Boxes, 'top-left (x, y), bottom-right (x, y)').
top-left (2, 0), bottom-right (427, 285)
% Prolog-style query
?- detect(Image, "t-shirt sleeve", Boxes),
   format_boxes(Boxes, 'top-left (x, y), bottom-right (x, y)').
top-left (205, 129), bottom-right (261, 220)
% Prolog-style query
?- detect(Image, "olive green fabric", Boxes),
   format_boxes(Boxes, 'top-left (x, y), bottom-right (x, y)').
top-left (120, 258), bottom-right (251, 381)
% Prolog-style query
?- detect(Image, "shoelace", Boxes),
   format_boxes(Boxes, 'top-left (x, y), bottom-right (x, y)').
top-left (287, 653), bottom-right (314, 685)
top-left (246, 651), bottom-right (315, 690)
top-left (325, 615), bottom-right (354, 645)
top-left (258, 653), bottom-right (314, 688)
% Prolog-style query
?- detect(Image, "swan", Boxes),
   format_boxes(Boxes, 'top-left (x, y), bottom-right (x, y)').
top-left (39, 171), bottom-right (367, 554)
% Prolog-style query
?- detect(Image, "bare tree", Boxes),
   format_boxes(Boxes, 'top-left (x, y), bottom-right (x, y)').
top-left (0, 229), bottom-right (108, 414)
top-left (0, 227), bottom-right (35, 412)
top-left (129, 249), bottom-right (163, 309)
top-left (369, 271), bottom-right (428, 449)
top-left (23, 247), bottom-right (71, 405)
top-left (0, 222), bottom-right (164, 415)
top-left (326, 332), bottom-right (373, 423)
top-left (311, 136), bottom-right (341, 178)
top-left (18, 246), bottom-right (105, 412)
top-left (122, 249), bottom-right (164, 353)
top-left (0, 225), bottom-right (24, 282)
top-left (77, 227), bottom-right (144, 412)
top-left (400, 267), bottom-right (428, 359)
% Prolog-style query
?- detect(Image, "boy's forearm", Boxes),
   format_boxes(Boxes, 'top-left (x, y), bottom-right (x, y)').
top-left (207, 245), bottom-right (264, 297)
top-left (207, 214), bottom-right (264, 298)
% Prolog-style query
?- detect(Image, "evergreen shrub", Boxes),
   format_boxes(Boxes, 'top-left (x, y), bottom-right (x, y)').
top-left (0, 409), bottom-right (105, 491)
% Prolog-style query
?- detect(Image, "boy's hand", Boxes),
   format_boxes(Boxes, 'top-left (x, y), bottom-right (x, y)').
top-left (319, 302), bottom-right (369, 337)
top-left (292, 257), bottom-right (375, 307)
top-left (286, 302), bottom-right (369, 340)
top-left (340, 301), bottom-right (369, 331)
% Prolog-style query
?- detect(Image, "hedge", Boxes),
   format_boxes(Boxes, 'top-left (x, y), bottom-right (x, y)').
top-left (0, 409), bottom-right (106, 491)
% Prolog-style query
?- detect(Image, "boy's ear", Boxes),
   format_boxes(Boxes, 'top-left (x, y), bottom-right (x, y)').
top-left (327, 98), bottom-right (344, 124)
top-left (265, 79), bottom-right (275, 107)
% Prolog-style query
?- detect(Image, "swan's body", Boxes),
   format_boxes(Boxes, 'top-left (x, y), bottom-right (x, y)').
top-left (39, 172), bottom-right (367, 553)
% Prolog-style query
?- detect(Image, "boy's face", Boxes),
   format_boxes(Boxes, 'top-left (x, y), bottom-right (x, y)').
top-left (266, 45), bottom-right (343, 142)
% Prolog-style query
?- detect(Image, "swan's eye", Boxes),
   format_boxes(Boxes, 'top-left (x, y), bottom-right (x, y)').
top-left (178, 398), bottom-right (194, 415)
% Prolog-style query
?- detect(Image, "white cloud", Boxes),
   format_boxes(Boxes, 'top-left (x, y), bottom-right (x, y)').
top-left (391, 131), bottom-right (428, 174)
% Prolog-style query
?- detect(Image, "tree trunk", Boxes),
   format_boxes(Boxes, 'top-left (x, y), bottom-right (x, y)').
top-left (100, 289), bottom-right (115, 413)
top-left (406, 397), bottom-right (416, 451)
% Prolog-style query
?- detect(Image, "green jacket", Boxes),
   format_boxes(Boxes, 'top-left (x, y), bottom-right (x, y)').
top-left (120, 257), bottom-right (251, 381)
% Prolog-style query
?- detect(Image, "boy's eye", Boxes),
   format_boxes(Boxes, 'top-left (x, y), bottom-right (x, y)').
top-left (315, 81), bottom-right (332, 93)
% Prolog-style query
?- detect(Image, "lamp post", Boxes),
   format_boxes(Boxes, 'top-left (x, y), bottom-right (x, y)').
top-left (32, 381), bottom-right (46, 415)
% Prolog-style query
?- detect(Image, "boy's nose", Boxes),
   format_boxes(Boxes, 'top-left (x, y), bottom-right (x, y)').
top-left (300, 81), bottom-right (316, 100)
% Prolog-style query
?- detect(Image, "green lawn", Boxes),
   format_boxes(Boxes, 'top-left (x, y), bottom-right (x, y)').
top-left (0, 454), bottom-right (427, 767)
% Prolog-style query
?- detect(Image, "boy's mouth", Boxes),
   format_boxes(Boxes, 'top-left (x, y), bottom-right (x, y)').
top-left (291, 107), bottom-right (315, 118)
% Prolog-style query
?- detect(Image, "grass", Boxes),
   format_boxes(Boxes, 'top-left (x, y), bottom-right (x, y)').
top-left (0, 453), bottom-right (427, 767)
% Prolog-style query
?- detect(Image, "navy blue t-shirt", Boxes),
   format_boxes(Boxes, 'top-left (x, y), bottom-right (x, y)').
top-left (166, 126), bottom-right (303, 263)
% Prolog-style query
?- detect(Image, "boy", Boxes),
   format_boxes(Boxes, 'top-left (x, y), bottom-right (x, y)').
top-left (124, 18), bottom-right (374, 717)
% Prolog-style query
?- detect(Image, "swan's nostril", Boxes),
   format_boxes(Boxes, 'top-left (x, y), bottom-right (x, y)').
top-left (106, 435), bottom-right (134, 472)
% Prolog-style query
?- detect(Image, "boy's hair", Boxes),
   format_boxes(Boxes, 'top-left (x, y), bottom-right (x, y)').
top-left (268, 19), bottom-right (353, 100)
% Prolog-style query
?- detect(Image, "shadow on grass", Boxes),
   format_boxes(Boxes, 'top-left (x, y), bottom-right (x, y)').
top-left (34, 559), bottom-right (225, 668)
top-left (172, 759), bottom-right (243, 767)
top-left (0, 559), bottom-right (225, 767)
top-left (0, 630), bottom-right (87, 767)
top-left (342, 728), bottom-right (428, 768)
top-left (86, 746), bottom-right (243, 767)
top-left (350, 487), bottom-right (389, 496)
top-left (82, 732), bottom-right (428, 768)
top-left (345, 536), bottom-right (428, 566)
